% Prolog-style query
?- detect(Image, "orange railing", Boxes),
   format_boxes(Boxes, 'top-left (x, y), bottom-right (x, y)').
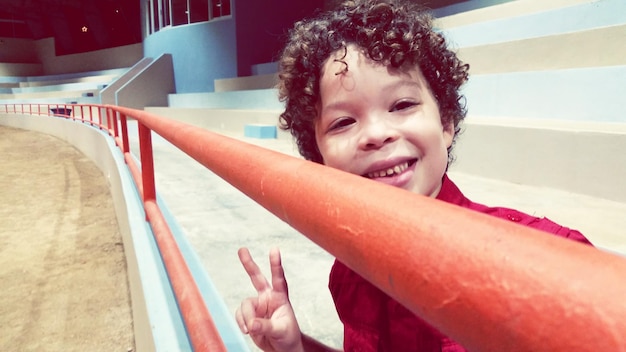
top-left (3, 103), bottom-right (626, 351)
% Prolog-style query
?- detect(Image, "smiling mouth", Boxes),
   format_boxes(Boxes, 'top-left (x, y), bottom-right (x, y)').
top-left (364, 159), bottom-right (416, 179)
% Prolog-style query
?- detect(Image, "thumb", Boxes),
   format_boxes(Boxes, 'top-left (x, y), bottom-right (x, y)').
top-left (249, 317), bottom-right (282, 337)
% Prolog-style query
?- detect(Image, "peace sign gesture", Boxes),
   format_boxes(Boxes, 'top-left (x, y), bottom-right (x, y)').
top-left (235, 247), bottom-right (304, 352)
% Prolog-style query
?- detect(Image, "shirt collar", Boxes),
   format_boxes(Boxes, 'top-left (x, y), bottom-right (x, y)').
top-left (436, 174), bottom-right (471, 207)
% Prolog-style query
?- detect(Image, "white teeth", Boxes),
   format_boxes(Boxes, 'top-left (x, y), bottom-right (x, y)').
top-left (367, 161), bottom-right (409, 178)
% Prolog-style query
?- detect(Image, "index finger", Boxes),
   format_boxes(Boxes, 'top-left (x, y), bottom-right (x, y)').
top-left (238, 247), bottom-right (270, 293)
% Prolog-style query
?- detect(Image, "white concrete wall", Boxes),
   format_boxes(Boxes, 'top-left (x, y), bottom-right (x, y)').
top-left (35, 38), bottom-right (143, 76)
top-left (116, 54), bottom-right (175, 109)
top-left (451, 117), bottom-right (626, 203)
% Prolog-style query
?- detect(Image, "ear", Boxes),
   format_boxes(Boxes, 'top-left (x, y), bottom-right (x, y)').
top-left (442, 121), bottom-right (455, 149)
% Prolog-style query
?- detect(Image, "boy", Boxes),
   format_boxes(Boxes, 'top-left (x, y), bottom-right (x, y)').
top-left (235, 0), bottom-right (592, 351)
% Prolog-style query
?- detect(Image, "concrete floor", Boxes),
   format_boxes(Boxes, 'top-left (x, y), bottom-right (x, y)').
top-left (126, 121), bottom-right (626, 351)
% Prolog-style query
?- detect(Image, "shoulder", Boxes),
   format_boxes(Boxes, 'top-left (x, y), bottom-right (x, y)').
top-left (481, 206), bottom-right (592, 245)
top-left (439, 175), bottom-right (592, 245)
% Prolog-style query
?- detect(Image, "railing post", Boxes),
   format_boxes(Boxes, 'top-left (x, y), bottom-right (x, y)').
top-left (111, 108), bottom-right (116, 137)
top-left (119, 113), bottom-right (129, 154)
top-left (98, 106), bottom-right (103, 130)
top-left (117, 112), bottom-right (145, 200)
top-left (138, 122), bottom-right (156, 205)
top-left (106, 108), bottom-right (113, 136)
top-left (114, 109), bottom-right (120, 139)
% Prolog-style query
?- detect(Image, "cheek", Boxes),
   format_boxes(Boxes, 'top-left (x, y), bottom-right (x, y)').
top-left (410, 126), bottom-right (451, 163)
top-left (317, 137), bottom-right (355, 171)
top-left (314, 123), bottom-right (328, 164)
top-left (318, 141), bottom-right (342, 168)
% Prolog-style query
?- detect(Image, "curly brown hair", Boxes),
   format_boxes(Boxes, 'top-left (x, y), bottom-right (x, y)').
top-left (278, 0), bottom-right (469, 164)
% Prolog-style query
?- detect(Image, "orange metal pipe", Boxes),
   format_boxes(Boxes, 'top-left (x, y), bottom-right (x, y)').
top-left (119, 113), bottom-right (129, 154)
top-left (109, 109), bottom-right (118, 143)
top-left (107, 106), bottom-right (227, 351)
top-left (4, 104), bottom-right (626, 350)
top-left (112, 109), bottom-right (120, 138)
top-left (138, 122), bottom-right (156, 203)
top-left (118, 107), bottom-right (626, 352)
top-left (144, 200), bottom-right (227, 352)
top-left (115, 136), bottom-right (124, 151)
top-left (97, 106), bottom-right (102, 129)
top-left (106, 108), bottom-right (113, 136)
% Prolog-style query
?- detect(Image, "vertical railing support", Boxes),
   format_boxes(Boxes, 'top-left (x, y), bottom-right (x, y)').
top-left (119, 113), bottom-right (144, 200)
top-left (106, 108), bottom-right (114, 136)
top-left (138, 122), bottom-right (156, 204)
top-left (112, 108), bottom-right (118, 137)
top-left (119, 113), bottom-right (129, 154)
top-left (97, 107), bottom-right (102, 129)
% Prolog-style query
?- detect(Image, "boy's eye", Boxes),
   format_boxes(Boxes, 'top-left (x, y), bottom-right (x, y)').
top-left (390, 100), bottom-right (418, 112)
top-left (328, 117), bottom-right (355, 131)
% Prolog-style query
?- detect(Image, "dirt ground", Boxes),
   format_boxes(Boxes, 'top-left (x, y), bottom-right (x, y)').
top-left (0, 126), bottom-right (135, 351)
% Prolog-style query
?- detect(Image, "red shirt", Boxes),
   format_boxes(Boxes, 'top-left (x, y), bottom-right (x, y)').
top-left (329, 174), bottom-right (592, 351)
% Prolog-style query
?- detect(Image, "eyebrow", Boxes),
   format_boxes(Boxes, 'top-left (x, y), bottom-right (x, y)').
top-left (322, 78), bottom-right (423, 113)
top-left (320, 101), bottom-right (353, 115)
top-left (381, 78), bottom-right (423, 93)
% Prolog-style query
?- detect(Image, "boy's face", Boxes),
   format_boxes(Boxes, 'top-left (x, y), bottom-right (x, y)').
top-left (315, 45), bottom-right (454, 198)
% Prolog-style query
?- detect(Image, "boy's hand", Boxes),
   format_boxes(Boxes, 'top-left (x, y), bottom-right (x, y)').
top-left (236, 247), bottom-right (304, 352)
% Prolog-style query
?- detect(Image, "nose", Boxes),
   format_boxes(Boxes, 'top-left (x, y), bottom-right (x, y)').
top-left (358, 115), bottom-right (399, 150)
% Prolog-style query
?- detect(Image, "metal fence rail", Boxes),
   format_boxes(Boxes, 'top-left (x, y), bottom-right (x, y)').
top-left (3, 103), bottom-right (626, 351)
